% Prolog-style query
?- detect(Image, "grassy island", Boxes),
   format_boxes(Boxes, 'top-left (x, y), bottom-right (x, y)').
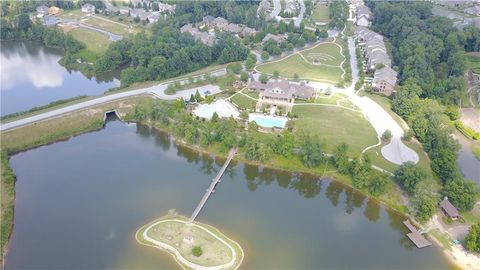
top-left (136, 213), bottom-right (244, 270)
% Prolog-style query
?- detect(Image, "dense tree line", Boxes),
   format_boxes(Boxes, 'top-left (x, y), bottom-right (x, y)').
top-left (328, 0), bottom-right (348, 30)
top-left (367, 1), bottom-right (479, 219)
top-left (95, 23), bottom-right (249, 86)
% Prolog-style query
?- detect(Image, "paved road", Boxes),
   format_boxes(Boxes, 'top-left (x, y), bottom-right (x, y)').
top-left (271, 0), bottom-right (281, 20)
top-left (0, 69), bottom-right (226, 132)
top-left (294, 0), bottom-right (306, 27)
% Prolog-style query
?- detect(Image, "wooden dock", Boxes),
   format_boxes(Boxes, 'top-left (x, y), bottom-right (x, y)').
top-left (403, 220), bottom-right (432, 248)
top-left (189, 148), bottom-right (237, 223)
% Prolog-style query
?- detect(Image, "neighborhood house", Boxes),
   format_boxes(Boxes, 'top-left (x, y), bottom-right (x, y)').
top-left (249, 79), bottom-right (315, 104)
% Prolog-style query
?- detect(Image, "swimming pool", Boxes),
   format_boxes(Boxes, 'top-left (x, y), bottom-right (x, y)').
top-left (249, 114), bottom-right (287, 128)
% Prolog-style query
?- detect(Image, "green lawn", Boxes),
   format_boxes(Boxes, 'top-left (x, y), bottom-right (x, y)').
top-left (256, 54), bottom-right (343, 83)
top-left (69, 27), bottom-right (110, 55)
top-left (230, 93), bottom-right (256, 110)
top-left (83, 16), bottom-right (137, 36)
top-left (58, 9), bottom-right (85, 20)
top-left (291, 105), bottom-right (378, 156)
top-left (467, 53), bottom-right (480, 74)
top-left (312, 4), bottom-right (330, 23)
top-left (300, 42), bottom-right (343, 66)
top-left (366, 93), bottom-right (408, 131)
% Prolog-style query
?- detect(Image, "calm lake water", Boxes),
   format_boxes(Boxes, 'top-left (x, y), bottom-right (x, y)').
top-left (456, 132), bottom-right (480, 184)
top-left (6, 119), bottom-right (452, 269)
top-left (0, 41), bottom-right (119, 116)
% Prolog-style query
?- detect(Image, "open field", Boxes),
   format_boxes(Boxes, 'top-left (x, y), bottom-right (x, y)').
top-left (291, 105), bottom-right (377, 156)
top-left (466, 53), bottom-right (480, 74)
top-left (300, 42), bottom-right (343, 66)
top-left (230, 93), bottom-right (256, 109)
top-left (84, 16), bottom-right (137, 36)
top-left (312, 4), bottom-right (329, 23)
top-left (69, 27), bottom-right (110, 54)
top-left (257, 54), bottom-right (343, 83)
top-left (58, 9), bottom-right (85, 20)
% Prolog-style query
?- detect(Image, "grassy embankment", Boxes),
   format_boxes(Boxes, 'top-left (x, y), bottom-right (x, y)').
top-left (466, 52), bottom-right (480, 74)
top-left (136, 214), bottom-right (243, 269)
top-left (0, 96), bottom-right (150, 260)
top-left (256, 40), bottom-right (344, 83)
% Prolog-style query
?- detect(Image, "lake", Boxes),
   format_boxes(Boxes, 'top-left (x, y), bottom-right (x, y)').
top-left (455, 131), bottom-right (480, 184)
top-left (5, 118), bottom-right (452, 269)
top-left (0, 41), bottom-right (119, 116)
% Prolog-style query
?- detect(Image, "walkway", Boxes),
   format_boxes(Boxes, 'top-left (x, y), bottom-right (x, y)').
top-left (189, 148), bottom-right (237, 223)
top-left (0, 69), bottom-right (226, 132)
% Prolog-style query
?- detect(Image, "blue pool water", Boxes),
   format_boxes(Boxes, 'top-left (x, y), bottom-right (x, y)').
top-left (250, 115), bottom-right (287, 128)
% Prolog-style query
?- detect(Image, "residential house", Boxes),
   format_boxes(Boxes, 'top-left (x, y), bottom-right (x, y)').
top-left (262, 33), bottom-right (286, 44)
top-left (368, 50), bottom-right (391, 70)
top-left (158, 2), bottom-right (176, 14)
top-left (105, 4), bottom-right (120, 14)
top-left (284, 0), bottom-right (298, 14)
top-left (81, 3), bottom-right (95, 14)
top-left (147, 12), bottom-right (161, 23)
top-left (43, 15), bottom-right (57, 27)
top-left (36, 5), bottom-right (49, 17)
top-left (119, 7), bottom-right (131, 16)
top-left (241, 27), bottom-right (257, 37)
top-left (212, 17), bottom-right (229, 29)
top-left (48, 6), bottom-right (61, 15)
top-left (249, 79), bottom-right (316, 104)
top-left (440, 197), bottom-right (460, 220)
top-left (372, 66), bottom-right (397, 96)
top-left (181, 24), bottom-right (215, 46)
top-left (356, 15), bottom-right (369, 27)
top-left (356, 5), bottom-right (371, 18)
top-left (464, 5), bottom-right (480, 16)
top-left (437, 0), bottom-right (469, 7)
top-left (221, 23), bottom-right (243, 34)
top-left (203, 15), bottom-right (215, 27)
top-left (130, 8), bottom-right (148, 21)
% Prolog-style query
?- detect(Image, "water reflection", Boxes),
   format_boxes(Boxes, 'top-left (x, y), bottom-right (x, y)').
top-left (0, 41), bottom-right (120, 115)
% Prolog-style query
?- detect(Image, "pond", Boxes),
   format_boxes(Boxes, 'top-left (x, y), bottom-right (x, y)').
top-left (5, 118), bottom-right (452, 269)
top-left (0, 41), bottom-right (119, 116)
top-left (455, 131), bottom-right (480, 184)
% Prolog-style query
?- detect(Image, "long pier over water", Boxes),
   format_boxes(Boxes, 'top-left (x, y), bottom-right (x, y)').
top-left (189, 148), bottom-right (237, 223)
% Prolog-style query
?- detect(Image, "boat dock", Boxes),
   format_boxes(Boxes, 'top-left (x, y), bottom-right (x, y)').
top-left (403, 220), bottom-right (432, 248)
top-left (189, 148), bottom-right (237, 223)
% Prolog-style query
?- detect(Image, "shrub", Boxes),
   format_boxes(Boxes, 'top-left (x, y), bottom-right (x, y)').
top-left (382, 130), bottom-right (392, 141)
top-left (192, 246), bottom-right (203, 257)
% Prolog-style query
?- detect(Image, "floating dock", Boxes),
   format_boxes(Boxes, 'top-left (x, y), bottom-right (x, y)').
top-left (403, 220), bottom-right (432, 248)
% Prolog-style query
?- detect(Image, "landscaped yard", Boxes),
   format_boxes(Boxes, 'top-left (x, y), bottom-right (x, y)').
top-left (68, 27), bottom-right (111, 55)
top-left (58, 9), bottom-right (86, 20)
top-left (312, 4), bottom-right (330, 23)
top-left (256, 54), bottom-right (343, 83)
top-left (230, 93), bottom-right (256, 110)
top-left (291, 105), bottom-right (377, 156)
top-left (300, 42), bottom-right (343, 66)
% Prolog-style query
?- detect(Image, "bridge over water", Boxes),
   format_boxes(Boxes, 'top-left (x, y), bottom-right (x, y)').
top-left (189, 148), bottom-right (237, 223)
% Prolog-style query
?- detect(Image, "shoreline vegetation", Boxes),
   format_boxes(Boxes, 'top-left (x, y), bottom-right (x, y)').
top-left (0, 94), bottom-right (442, 265)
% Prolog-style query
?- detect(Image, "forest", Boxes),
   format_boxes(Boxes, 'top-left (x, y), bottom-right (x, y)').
top-left (367, 1), bottom-right (480, 221)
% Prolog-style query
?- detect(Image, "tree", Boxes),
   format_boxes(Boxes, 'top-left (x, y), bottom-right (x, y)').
top-left (293, 73), bottom-right (299, 80)
top-left (333, 143), bottom-right (349, 174)
top-left (240, 71), bottom-right (249, 82)
top-left (190, 94), bottom-right (196, 103)
top-left (133, 105), bottom-right (146, 121)
top-left (192, 246), bottom-right (202, 257)
top-left (442, 178), bottom-right (479, 212)
top-left (350, 155), bottom-right (371, 189)
top-left (299, 132), bottom-right (323, 168)
top-left (369, 174), bottom-right (388, 196)
top-left (393, 162), bottom-right (427, 194)
top-left (17, 13), bottom-right (31, 32)
top-left (259, 74), bottom-right (269, 84)
top-left (194, 90), bottom-right (204, 102)
top-left (410, 181), bottom-right (438, 222)
top-left (382, 130), bottom-right (392, 141)
top-left (465, 223), bottom-right (480, 253)
top-left (273, 70), bottom-right (280, 78)
top-left (261, 51), bottom-right (269, 61)
top-left (211, 112), bottom-right (219, 123)
top-left (245, 54), bottom-right (257, 70)
top-left (227, 62), bottom-right (242, 74)
top-left (239, 110), bottom-right (249, 120)
top-left (274, 131), bottom-right (294, 157)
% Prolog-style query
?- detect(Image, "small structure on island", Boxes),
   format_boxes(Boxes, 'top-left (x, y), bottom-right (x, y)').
top-left (440, 197), bottom-right (460, 220)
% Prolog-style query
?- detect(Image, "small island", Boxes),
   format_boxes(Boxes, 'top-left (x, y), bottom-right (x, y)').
top-left (135, 212), bottom-right (244, 270)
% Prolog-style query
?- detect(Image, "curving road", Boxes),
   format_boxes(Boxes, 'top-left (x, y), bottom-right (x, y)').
top-left (0, 69), bottom-right (226, 132)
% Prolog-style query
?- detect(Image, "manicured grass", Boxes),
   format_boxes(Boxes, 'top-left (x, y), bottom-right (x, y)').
top-left (466, 53), bottom-right (480, 74)
top-left (230, 93), bottom-right (256, 110)
top-left (291, 105), bottom-right (378, 156)
top-left (58, 10), bottom-right (85, 20)
top-left (300, 42), bottom-right (343, 66)
top-left (69, 27), bottom-right (110, 54)
top-left (256, 54), bottom-right (343, 83)
top-left (83, 16), bottom-right (136, 36)
top-left (244, 91), bottom-right (259, 99)
top-left (429, 229), bottom-right (452, 250)
top-left (312, 4), bottom-right (330, 23)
